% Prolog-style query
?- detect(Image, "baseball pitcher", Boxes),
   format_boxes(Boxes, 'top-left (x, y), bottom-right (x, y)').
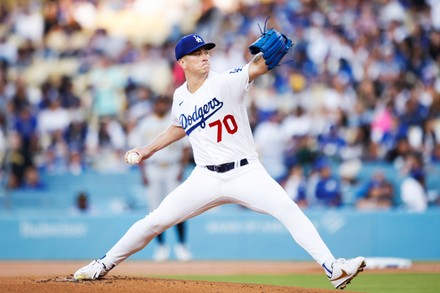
top-left (74, 30), bottom-right (365, 290)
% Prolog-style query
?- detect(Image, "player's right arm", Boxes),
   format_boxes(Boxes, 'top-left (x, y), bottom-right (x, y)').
top-left (125, 124), bottom-right (186, 164)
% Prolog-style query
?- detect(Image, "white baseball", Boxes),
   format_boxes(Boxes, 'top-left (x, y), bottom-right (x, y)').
top-left (127, 152), bottom-right (140, 164)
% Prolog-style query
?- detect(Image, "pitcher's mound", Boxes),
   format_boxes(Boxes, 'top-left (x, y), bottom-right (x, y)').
top-left (0, 275), bottom-right (337, 293)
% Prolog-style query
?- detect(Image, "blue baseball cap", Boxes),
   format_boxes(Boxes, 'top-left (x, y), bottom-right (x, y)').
top-left (175, 34), bottom-right (216, 61)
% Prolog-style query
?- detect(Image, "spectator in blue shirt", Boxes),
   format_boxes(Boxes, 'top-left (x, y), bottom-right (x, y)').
top-left (312, 159), bottom-right (342, 207)
top-left (317, 125), bottom-right (346, 160)
top-left (12, 106), bottom-right (38, 152)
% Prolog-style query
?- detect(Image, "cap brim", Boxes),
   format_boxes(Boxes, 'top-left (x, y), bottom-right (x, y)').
top-left (186, 43), bottom-right (216, 56)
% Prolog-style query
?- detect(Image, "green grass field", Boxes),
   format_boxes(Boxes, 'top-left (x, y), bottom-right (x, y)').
top-left (164, 272), bottom-right (440, 293)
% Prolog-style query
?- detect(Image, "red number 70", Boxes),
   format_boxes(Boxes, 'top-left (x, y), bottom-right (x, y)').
top-left (208, 114), bottom-right (238, 142)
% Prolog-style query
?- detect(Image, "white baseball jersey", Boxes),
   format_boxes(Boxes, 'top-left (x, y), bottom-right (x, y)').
top-left (171, 64), bottom-right (258, 166)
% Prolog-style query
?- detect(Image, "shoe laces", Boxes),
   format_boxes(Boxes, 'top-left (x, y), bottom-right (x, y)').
top-left (93, 260), bottom-right (106, 273)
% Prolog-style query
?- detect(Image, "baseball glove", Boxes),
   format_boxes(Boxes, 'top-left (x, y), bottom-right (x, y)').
top-left (249, 28), bottom-right (293, 70)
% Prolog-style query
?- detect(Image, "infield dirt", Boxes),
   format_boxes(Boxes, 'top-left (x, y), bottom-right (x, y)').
top-left (1, 261), bottom-right (438, 293)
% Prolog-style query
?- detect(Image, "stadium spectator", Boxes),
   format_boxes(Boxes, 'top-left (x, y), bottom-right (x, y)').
top-left (356, 170), bottom-right (394, 210)
top-left (71, 191), bottom-right (98, 215)
top-left (58, 76), bottom-right (81, 109)
top-left (385, 135), bottom-right (413, 169)
top-left (88, 55), bottom-right (126, 119)
top-left (253, 110), bottom-right (288, 182)
top-left (13, 3), bottom-right (44, 42)
top-left (21, 165), bottom-right (46, 190)
top-left (282, 106), bottom-right (312, 139)
top-left (431, 143), bottom-right (440, 163)
top-left (400, 152), bottom-right (428, 212)
top-left (338, 159), bottom-right (363, 206)
top-left (309, 158), bottom-right (342, 208)
top-left (317, 124), bottom-right (347, 160)
top-left (6, 132), bottom-right (34, 189)
top-left (42, 128), bottom-right (69, 172)
top-left (88, 116), bottom-right (127, 172)
top-left (75, 191), bottom-right (90, 213)
top-left (10, 78), bottom-right (32, 116)
top-left (422, 117), bottom-right (439, 162)
top-left (283, 164), bottom-right (308, 208)
top-left (37, 98), bottom-right (70, 141)
top-left (12, 105), bottom-right (38, 153)
top-left (64, 112), bottom-right (88, 154)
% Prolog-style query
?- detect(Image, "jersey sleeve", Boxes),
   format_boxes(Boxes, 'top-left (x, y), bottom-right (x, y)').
top-left (218, 64), bottom-right (251, 104)
top-left (171, 112), bottom-right (180, 127)
top-left (171, 90), bottom-right (183, 127)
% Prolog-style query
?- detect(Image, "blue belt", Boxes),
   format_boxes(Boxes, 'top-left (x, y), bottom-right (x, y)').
top-left (206, 159), bottom-right (249, 173)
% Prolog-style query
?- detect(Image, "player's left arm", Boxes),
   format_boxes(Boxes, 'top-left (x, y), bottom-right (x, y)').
top-left (248, 53), bottom-right (269, 82)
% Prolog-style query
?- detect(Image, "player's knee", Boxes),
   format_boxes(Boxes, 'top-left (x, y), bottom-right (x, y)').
top-left (143, 215), bottom-right (173, 235)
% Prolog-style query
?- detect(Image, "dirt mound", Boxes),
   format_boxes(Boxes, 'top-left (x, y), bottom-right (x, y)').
top-left (1, 275), bottom-right (336, 293)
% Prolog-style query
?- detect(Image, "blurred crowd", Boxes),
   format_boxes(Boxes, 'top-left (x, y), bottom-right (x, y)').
top-left (0, 0), bottom-right (439, 211)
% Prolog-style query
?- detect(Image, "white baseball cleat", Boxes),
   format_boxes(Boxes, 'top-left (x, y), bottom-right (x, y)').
top-left (329, 257), bottom-right (366, 290)
top-left (174, 244), bottom-right (193, 262)
top-left (73, 260), bottom-right (110, 280)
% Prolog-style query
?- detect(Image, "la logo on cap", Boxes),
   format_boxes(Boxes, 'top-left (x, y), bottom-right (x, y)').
top-left (175, 34), bottom-right (216, 60)
top-left (194, 35), bottom-right (203, 43)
